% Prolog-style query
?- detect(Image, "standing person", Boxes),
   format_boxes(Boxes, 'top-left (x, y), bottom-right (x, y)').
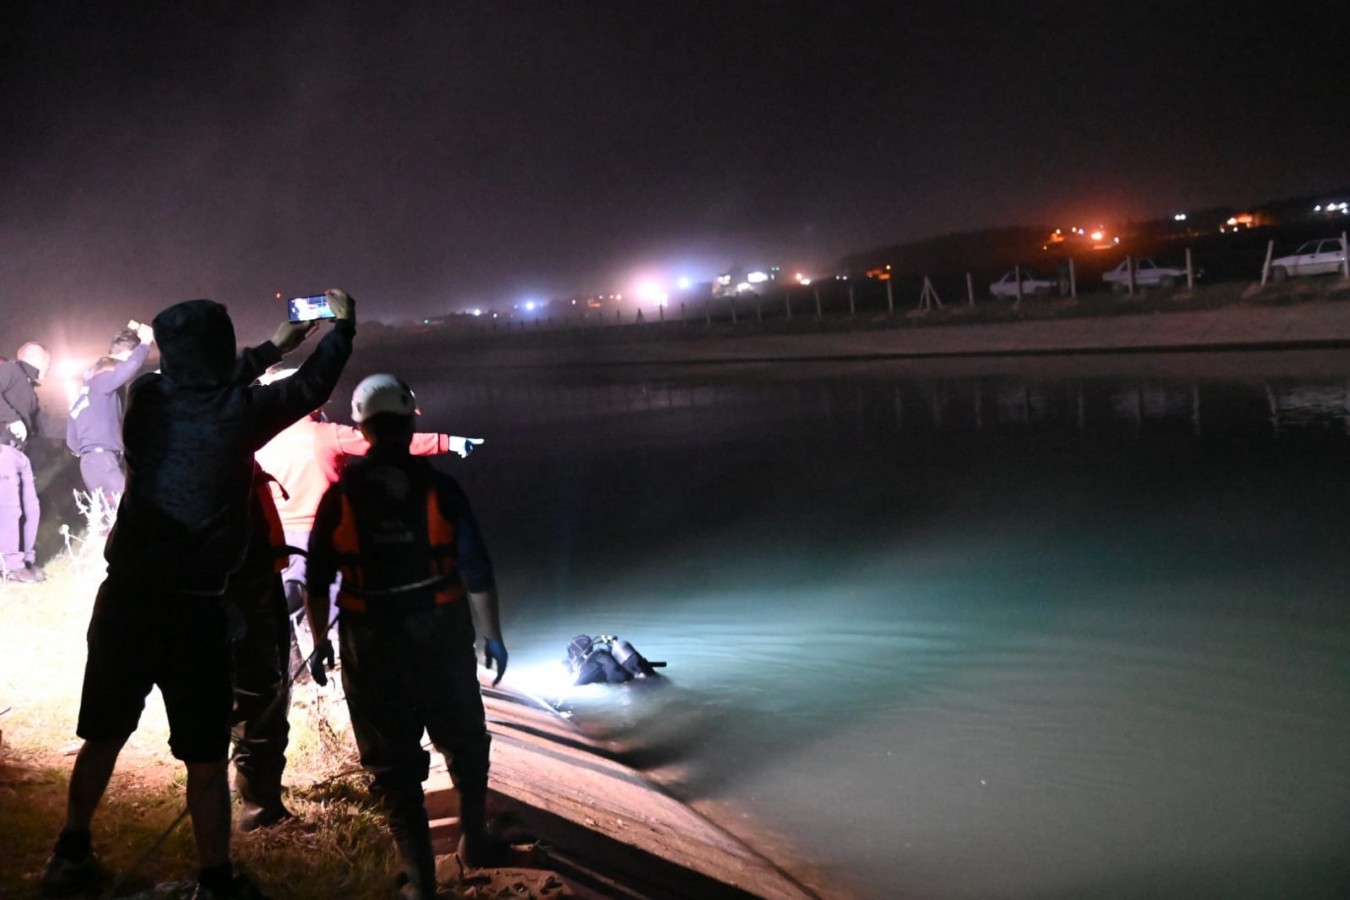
top-left (0, 342), bottom-right (50, 582)
top-left (253, 372), bottom-right (481, 661)
top-left (66, 323), bottom-right (155, 508)
top-left (0, 341), bottom-right (50, 448)
top-left (0, 429), bottom-right (41, 582)
top-left (225, 466), bottom-right (298, 833)
top-left (306, 374), bottom-right (507, 899)
top-left (42, 292), bottom-right (356, 900)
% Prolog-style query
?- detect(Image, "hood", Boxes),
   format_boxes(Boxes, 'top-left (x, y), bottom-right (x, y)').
top-left (152, 299), bottom-right (236, 387)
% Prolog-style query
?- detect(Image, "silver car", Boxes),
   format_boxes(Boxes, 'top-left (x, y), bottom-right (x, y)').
top-left (1270, 238), bottom-right (1347, 281)
top-left (990, 269), bottom-right (1057, 299)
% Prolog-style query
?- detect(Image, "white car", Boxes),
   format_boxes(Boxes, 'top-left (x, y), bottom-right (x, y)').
top-left (1270, 238), bottom-right (1347, 281)
top-left (990, 270), bottom-right (1057, 299)
top-left (1102, 258), bottom-right (1188, 292)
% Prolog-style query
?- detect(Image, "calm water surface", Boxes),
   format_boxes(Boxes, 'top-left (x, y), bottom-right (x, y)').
top-left (393, 349), bottom-right (1350, 899)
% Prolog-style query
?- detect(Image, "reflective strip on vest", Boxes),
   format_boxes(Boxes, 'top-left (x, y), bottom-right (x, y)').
top-left (332, 487), bottom-right (466, 612)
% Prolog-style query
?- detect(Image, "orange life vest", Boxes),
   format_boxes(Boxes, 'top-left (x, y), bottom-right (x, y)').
top-left (331, 484), bottom-right (465, 612)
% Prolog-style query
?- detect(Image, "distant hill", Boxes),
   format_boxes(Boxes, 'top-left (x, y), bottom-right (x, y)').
top-left (837, 187), bottom-right (1350, 283)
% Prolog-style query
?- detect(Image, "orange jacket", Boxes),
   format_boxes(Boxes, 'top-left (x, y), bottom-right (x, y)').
top-left (255, 415), bottom-right (450, 531)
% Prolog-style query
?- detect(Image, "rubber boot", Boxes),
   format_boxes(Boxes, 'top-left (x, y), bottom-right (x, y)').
top-left (391, 840), bottom-right (437, 900)
top-left (455, 789), bottom-right (505, 869)
top-left (376, 775), bottom-right (438, 898)
top-left (235, 770), bottom-right (295, 832)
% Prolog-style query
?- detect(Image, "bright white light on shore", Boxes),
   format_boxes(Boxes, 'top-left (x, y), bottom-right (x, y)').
top-left (747, 271), bottom-right (768, 284)
top-left (469, 308), bottom-right (482, 316)
top-left (1173, 213), bottom-right (1187, 221)
top-left (677, 276), bottom-right (692, 290)
top-left (796, 273), bottom-right (811, 285)
top-left (635, 280), bottom-right (668, 305)
top-left (524, 300), bottom-right (537, 312)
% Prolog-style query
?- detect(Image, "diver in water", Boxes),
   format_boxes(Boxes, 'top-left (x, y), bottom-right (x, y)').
top-left (565, 634), bottom-right (663, 685)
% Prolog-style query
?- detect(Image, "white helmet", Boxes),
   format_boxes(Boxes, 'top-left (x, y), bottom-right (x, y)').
top-left (351, 373), bottom-right (417, 423)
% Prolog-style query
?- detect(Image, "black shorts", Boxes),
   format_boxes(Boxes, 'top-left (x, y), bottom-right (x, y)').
top-left (76, 575), bottom-right (233, 762)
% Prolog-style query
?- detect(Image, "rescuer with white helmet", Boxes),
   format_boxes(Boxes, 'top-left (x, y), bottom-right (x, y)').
top-left (305, 373), bottom-right (507, 894)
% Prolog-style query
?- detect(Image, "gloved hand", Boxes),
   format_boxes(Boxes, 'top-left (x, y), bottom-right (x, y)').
top-left (310, 639), bottom-right (336, 687)
top-left (7, 421), bottom-right (26, 442)
top-left (483, 638), bottom-right (508, 685)
top-left (449, 436), bottom-right (484, 458)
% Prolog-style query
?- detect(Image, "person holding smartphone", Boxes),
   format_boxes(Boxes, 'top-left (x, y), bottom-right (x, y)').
top-left (44, 290), bottom-right (356, 900)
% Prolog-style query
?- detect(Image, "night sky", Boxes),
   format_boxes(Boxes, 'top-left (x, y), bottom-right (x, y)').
top-left (2, 1), bottom-right (1346, 342)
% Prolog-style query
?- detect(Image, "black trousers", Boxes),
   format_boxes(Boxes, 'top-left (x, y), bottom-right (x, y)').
top-left (228, 564), bottom-right (292, 801)
top-left (339, 601), bottom-right (489, 880)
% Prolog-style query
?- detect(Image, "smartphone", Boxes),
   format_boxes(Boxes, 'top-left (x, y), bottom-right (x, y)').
top-left (287, 294), bottom-right (335, 322)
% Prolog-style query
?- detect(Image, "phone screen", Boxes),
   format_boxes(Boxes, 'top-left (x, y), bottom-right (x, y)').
top-left (287, 294), bottom-right (335, 322)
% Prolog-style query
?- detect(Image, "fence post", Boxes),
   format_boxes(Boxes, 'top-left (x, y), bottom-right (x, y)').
top-left (814, 287), bottom-right (822, 320)
top-left (1069, 257), bottom-right (1078, 299)
top-left (966, 272), bottom-right (975, 307)
top-left (680, 301), bottom-right (687, 324)
top-left (785, 291), bottom-right (793, 321)
top-left (886, 278), bottom-right (894, 316)
top-left (848, 280), bottom-right (856, 317)
top-left (730, 294), bottom-right (738, 326)
top-left (1014, 264), bottom-right (1024, 309)
top-left (1126, 255), bottom-right (1136, 297)
top-left (1261, 240), bottom-right (1274, 285)
top-left (1185, 247), bottom-right (1194, 290)
top-left (1342, 232), bottom-right (1349, 279)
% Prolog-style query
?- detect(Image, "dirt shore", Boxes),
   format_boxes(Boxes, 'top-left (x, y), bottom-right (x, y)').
top-left (360, 279), bottom-right (1350, 375)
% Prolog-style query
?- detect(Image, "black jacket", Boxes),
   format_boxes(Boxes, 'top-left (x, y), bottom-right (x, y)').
top-left (0, 359), bottom-right (42, 434)
top-left (107, 300), bottom-right (354, 594)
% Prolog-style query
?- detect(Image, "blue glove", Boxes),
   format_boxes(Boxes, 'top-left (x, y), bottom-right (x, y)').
top-left (310, 639), bottom-right (335, 687)
top-left (483, 638), bottom-right (508, 685)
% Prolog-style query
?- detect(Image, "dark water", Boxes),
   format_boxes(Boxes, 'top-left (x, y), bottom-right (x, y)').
top-left (395, 349), bottom-right (1350, 899)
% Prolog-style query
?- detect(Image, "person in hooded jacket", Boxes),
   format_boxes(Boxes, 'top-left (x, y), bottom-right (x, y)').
top-left (42, 292), bottom-right (356, 900)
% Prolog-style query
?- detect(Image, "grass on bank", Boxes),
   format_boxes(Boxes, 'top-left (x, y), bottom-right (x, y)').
top-left (0, 533), bottom-right (408, 899)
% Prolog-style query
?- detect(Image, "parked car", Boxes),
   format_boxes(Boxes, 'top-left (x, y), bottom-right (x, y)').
top-left (1102, 258), bottom-right (1190, 293)
top-left (990, 269), bottom-right (1057, 299)
top-left (1269, 238), bottom-right (1347, 282)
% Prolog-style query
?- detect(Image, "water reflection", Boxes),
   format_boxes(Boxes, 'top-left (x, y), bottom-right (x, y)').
top-left (419, 364), bottom-right (1350, 442)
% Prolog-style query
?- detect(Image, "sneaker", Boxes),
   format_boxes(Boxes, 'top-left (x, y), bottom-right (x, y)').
top-left (6, 567), bottom-right (42, 584)
top-left (191, 872), bottom-right (270, 900)
top-left (40, 850), bottom-right (109, 896)
top-left (28, 564), bottom-right (47, 582)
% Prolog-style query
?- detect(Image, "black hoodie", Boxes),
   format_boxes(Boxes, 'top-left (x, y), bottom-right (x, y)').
top-left (107, 299), bottom-right (354, 594)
